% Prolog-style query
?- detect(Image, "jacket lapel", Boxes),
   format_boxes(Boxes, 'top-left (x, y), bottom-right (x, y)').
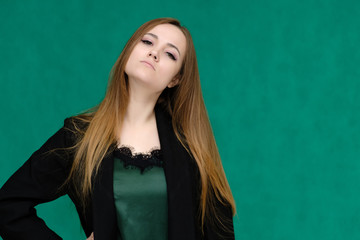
top-left (91, 105), bottom-right (199, 240)
top-left (92, 151), bottom-right (118, 239)
top-left (155, 105), bottom-right (198, 240)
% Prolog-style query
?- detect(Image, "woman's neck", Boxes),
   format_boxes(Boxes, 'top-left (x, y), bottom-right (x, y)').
top-left (123, 83), bottom-right (160, 127)
top-left (118, 81), bottom-right (162, 151)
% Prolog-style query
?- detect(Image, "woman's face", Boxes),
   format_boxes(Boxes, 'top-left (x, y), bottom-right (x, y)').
top-left (125, 23), bottom-right (186, 93)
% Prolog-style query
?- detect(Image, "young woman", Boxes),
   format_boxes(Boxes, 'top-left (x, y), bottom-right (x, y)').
top-left (0, 18), bottom-right (236, 240)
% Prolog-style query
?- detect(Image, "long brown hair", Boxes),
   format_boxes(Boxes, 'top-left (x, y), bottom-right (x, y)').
top-left (65, 17), bottom-right (236, 235)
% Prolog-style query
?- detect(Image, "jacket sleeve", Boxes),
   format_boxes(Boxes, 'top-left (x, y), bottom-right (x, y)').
top-left (204, 198), bottom-right (235, 240)
top-left (189, 159), bottom-right (235, 240)
top-left (0, 118), bottom-right (77, 240)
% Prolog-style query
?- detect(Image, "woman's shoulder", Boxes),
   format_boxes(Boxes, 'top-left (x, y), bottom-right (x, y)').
top-left (57, 114), bottom-right (92, 148)
top-left (63, 114), bottom-right (92, 134)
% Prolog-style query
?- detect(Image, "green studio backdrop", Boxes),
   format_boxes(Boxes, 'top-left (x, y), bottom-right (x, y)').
top-left (1, 0), bottom-right (360, 239)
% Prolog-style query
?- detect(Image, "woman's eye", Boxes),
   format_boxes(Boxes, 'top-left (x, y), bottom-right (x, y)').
top-left (166, 52), bottom-right (176, 61)
top-left (141, 39), bottom-right (152, 45)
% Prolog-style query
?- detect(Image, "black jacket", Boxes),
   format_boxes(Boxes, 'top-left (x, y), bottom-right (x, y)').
top-left (0, 105), bottom-right (234, 240)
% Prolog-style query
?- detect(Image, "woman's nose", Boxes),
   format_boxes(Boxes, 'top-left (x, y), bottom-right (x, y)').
top-left (148, 50), bottom-right (159, 61)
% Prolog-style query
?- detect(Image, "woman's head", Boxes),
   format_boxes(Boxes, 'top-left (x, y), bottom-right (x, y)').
top-left (107, 17), bottom-right (200, 117)
top-left (124, 23), bottom-right (186, 94)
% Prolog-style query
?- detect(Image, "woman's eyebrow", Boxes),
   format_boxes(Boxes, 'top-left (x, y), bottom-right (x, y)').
top-left (145, 33), bottom-right (181, 56)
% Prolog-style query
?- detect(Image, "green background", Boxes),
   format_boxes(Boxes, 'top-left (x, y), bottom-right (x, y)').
top-left (1, 0), bottom-right (359, 239)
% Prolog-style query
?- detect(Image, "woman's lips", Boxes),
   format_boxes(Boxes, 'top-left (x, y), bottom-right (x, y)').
top-left (140, 61), bottom-right (155, 70)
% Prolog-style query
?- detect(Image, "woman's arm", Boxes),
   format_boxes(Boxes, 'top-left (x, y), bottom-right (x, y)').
top-left (0, 118), bottom-right (76, 240)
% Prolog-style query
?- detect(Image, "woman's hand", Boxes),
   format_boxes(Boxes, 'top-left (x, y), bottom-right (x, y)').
top-left (86, 232), bottom-right (94, 240)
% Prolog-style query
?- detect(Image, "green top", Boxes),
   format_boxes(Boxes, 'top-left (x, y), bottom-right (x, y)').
top-left (113, 146), bottom-right (168, 240)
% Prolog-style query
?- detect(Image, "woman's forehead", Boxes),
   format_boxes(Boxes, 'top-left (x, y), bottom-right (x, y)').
top-left (145, 24), bottom-right (186, 53)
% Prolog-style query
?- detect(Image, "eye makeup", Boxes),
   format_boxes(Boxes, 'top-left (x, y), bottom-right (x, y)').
top-left (166, 52), bottom-right (177, 61)
top-left (144, 33), bottom-right (181, 57)
top-left (141, 36), bottom-right (178, 61)
top-left (141, 39), bottom-right (153, 45)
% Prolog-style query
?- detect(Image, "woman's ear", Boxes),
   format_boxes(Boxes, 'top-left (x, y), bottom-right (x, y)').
top-left (167, 75), bottom-right (180, 88)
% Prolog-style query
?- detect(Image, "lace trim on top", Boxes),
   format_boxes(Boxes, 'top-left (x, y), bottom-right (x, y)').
top-left (114, 145), bottom-right (164, 174)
